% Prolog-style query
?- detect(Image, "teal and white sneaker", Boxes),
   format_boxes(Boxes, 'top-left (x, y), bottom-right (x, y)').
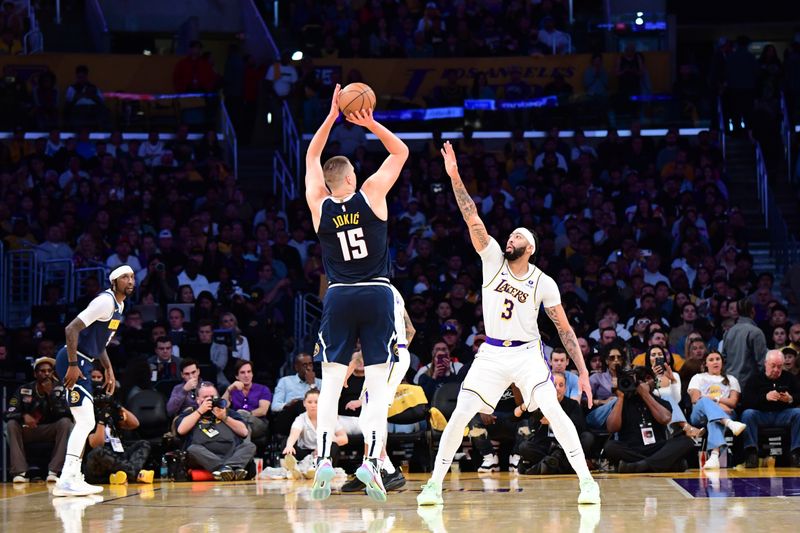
top-left (355, 459), bottom-right (387, 503)
top-left (311, 458), bottom-right (335, 501)
top-left (417, 480), bottom-right (443, 506)
top-left (577, 478), bottom-right (601, 505)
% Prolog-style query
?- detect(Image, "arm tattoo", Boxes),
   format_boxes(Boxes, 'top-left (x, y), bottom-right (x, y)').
top-left (544, 307), bottom-right (582, 364)
top-left (452, 177), bottom-right (489, 249)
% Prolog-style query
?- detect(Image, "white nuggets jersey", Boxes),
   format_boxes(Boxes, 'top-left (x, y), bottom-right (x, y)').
top-left (390, 284), bottom-right (408, 345)
top-left (478, 238), bottom-right (561, 341)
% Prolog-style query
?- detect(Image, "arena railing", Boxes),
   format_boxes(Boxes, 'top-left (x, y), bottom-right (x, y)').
top-left (272, 150), bottom-right (296, 213)
top-left (85, 0), bottom-right (111, 53)
top-left (22, 0), bottom-right (43, 54)
top-left (242, 0), bottom-right (279, 64)
top-left (220, 98), bottom-right (239, 179)
top-left (282, 100), bottom-right (301, 178)
top-left (780, 91), bottom-right (793, 183)
top-left (3, 250), bottom-right (36, 329)
top-left (293, 292), bottom-right (322, 355)
top-left (72, 265), bottom-right (108, 302)
top-left (717, 95), bottom-right (727, 166)
top-left (36, 259), bottom-right (74, 306)
top-left (755, 141), bottom-right (800, 273)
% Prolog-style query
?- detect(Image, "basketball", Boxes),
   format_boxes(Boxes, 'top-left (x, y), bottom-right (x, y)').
top-left (338, 82), bottom-right (376, 116)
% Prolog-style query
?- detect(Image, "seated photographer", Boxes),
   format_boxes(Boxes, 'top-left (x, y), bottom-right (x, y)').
top-left (147, 336), bottom-right (181, 382)
top-left (518, 372), bottom-right (593, 475)
top-left (586, 343), bottom-right (627, 430)
top-left (5, 357), bottom-right (72, 483)
top-left (176, 381), bottom-right (255, 480)
top-left (687, 350), bottom-right (747, 469)
top-left (221, 360), bottom-right (272, 443)
top-left (602, 366), bottom-right (695, 473)
top-left (271, 352), bottom-right (321, 435)
top-left (469, 385), bottom-right (526, 472)
top-left (83, 369), bottom-right (153, 484)
top-left (282, 389), bottom-right (348, 466)
top-left (167, 358), bottom-right (201, 417)
top-left (642, 345), bottom-right (704, 438)
top-left (740, 349), bottom-right (800, 468)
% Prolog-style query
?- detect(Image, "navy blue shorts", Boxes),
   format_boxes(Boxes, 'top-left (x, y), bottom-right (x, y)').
top-left (55, 346), bottom-right (94, 407)
top-left (316, 283), bottom-right (396, 366)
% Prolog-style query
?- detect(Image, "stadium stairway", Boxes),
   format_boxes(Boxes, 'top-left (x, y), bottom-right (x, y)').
top-left (237, 146), bottom-right (275, 198)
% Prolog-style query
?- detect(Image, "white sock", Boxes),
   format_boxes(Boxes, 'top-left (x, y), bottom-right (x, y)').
top-left (382, 456), bottom-right (396, 474)
top-left (710, 449), bottom-right (720, 457)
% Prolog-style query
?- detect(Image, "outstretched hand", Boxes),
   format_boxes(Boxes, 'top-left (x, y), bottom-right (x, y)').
top-left (440, 141), bottom-right (459, 178)
top-left (345, 108), bottom-right (376, 128)
top-left (328, 84), bottom-right (341, 118)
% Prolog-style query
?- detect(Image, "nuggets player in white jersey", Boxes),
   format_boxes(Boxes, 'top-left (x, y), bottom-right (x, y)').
top-left (417, 142), bottom-right (601, 506)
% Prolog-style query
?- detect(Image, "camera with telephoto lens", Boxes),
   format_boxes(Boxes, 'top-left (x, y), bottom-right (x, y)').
top-left (155, 262), bottom-right (166, 272)
top-left (93, 383), bottom-right (123, 425)
top-left (617, 370), bottom-right (639, 394)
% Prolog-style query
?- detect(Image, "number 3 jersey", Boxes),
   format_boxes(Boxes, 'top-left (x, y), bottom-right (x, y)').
top-left (478, 238), bottom-right (561, 342)
top-left (317, 191), bottom-right (390, 284)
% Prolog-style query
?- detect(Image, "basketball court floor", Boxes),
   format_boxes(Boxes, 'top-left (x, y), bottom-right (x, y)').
top-left (2, 468), bottom-right (799, 532)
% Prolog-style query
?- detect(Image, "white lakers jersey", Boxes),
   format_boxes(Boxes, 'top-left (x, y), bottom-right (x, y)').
top-left (478, 238), bottom-right (561, 341)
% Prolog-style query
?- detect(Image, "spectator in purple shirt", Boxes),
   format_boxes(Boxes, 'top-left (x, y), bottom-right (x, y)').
top-left (221, 360), bottom-right (272, 443)
top-left (166, 358), bottom-right (201, 417)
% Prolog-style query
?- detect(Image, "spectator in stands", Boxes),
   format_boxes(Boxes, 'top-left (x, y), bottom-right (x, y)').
top-left (148, 336), bottom-right (181, 382)
top-left (413, 340), bottom-right (466, 400)
top-left (583, 53), bottom-right (609, 98)
top-left (519, 372), bottom-right (592, 475)
top-left (64, 65), bottom-right (106, 128)
top-left (167, 358), bottom-right (201, 417)
top-left (586, 343), bottom-right (627, 430)
top-left (173, 40), bottom-right (218, 92)
top-left (549, 346), bottom-right (580, 401)
top-left (271, 352), bottom-right (321, 435)
top-left (0, 341), bottom-right (28, 382)
top-left (721, 298), bottom-right (768, 388)
top-left (209, 312), bottom-right (250, 388)
top-left (138, 131), bottom-right (166, 167)
top-left (687, 350), bottom-right (746, 469)
top-left (5, 357), bottom-right (72, 483)
top-left (35, 225), bottom-right (73, 263)
top-left (221, 360), bottom-right (271, 443)
top-left (782, 347), bottom-right (799, 378)
top-left (83, 370), bottom-right (152, 485)
top-left (537, 16), bottom-right (570, 54)
top-left (329, 118), bottom-right (367, 157)
top-left (176, 381), bottom-right (255, 481)
top-left (106, 237), bottom-right (143, 275)
top-left (740, 350), bottom-right (800, 468)
top-left (282, 388), bottom-right (348, 466)
top-left (603, 366), bottom-right (694, 472)
top-left (0, 27), bottom-right (21, 55)
top-left (668, 301), bottom-right (698, 346)
top-left (167, 307), bottom-right (189, 347)
top-left (32, 70), bottom-right (59, 130)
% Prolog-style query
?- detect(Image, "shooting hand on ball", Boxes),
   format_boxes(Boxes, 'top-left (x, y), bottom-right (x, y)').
top-left (346, 108), bottom-right (376, 128)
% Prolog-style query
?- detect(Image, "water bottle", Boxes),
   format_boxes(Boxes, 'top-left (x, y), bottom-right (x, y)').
top-left (160, 455), bottom-right (169, 480)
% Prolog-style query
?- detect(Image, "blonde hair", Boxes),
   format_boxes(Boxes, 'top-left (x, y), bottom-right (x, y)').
top-left (323, 156), bottom-right (353, 190)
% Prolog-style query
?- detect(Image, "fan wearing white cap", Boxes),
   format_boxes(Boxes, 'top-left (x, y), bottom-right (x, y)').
top-left (417, 142), bottom-right (601, 507)
top-left (52, 264), bottom-right (135, 497)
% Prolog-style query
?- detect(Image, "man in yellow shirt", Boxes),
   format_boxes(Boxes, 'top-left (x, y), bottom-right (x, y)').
top-left (631, 329), bottom-right (685, 370)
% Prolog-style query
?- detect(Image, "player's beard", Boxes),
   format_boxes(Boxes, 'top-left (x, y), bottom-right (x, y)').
top-left (503, 245), bottom-right (525, 261)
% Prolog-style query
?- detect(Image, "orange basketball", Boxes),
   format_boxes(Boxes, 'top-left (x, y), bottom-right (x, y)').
top-left (338, 82), bottom-right (376, 116)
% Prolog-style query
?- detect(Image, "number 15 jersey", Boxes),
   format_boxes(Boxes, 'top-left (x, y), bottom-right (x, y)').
top-left (317, 191), bottom-right (390, 284)
top-left (478, 238), bottom-right (561, 342)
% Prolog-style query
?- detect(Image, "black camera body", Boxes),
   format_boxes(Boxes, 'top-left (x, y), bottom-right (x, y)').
top-left (617, 370), bottom-right (639, 394)
top-left (210, 397), bottom-right (228, 409)
top-left (93, 386), bottom-right (123, 426)
top-left (155, 262), bottom-right (166, 272)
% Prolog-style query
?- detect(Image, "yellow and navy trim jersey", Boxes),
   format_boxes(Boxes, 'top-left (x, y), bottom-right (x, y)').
top-left (77, 289), bottom-right (124, 357)
top-left (317, 191), bottom-right (390, 284)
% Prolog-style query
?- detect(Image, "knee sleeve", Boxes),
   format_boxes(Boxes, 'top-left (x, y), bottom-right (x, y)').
top-left (316, 362), bottom-right (348, 459)
top-left (360, 362), bottom-right (391, 458)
